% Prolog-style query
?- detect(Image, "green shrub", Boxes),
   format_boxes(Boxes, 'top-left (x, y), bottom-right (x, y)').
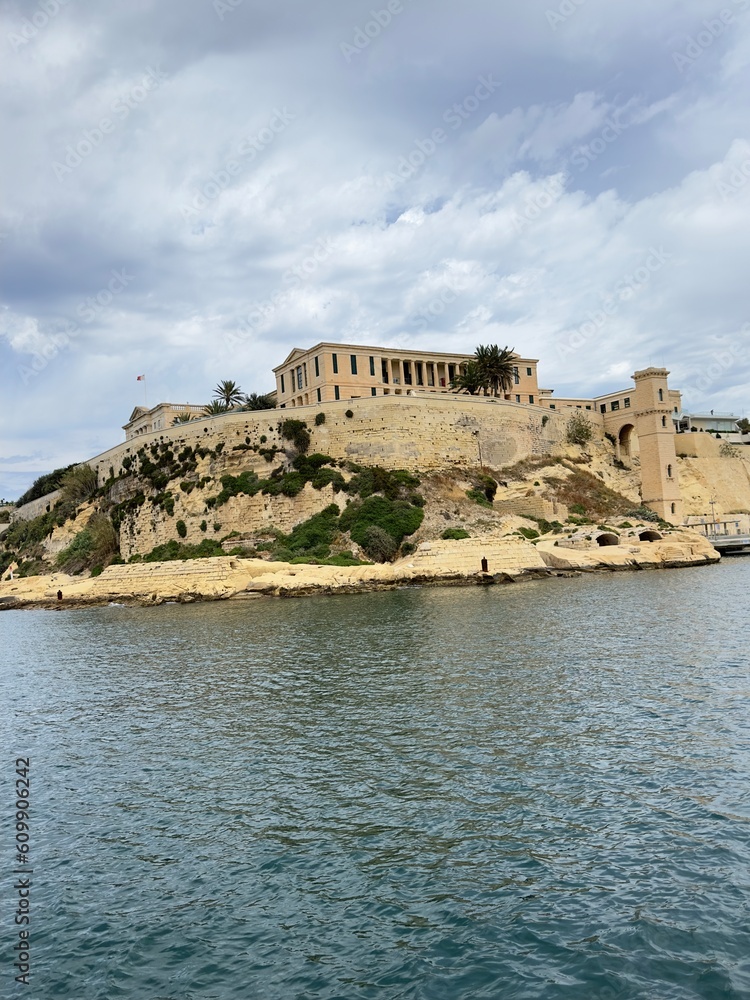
top-left (518, 526), bottom-right (540, 540)
top-left (176, 520), bottom-right (187, 538)
top-left (315, 412), bottom-right (326, 426)
top-left (15, 464), bottom-right (77, 507)
top-left (409, 493), bottom-right (426, 507)
top-left (90, 565), bottom-right (103, 577)
top-left (570, 503), bottom-right (587, 515)
top-left (442, 528), bottom-right (470, 540)
top-left (361, 525), bottom-right (397, 562)
top-left (566, 412), bottom-right (593, 445)
top-left (339, 495), bottom-right (423, 547)
top-left (400, 541), bottom-right (417, 557)
top-left (466, 489), bottom-right (492, 507)
top-left (541, 414), bottom-right (550, 428)
top-left (213, 523), bottom-right (222, 532)
top-left (200, 520), bottom-right (207, 532)
top-left (280, 419), bottom-right (311, 453)
top-left (60, 465), bottom-right (98, 506)
top-left (260, 435), bottom-right (267, 444)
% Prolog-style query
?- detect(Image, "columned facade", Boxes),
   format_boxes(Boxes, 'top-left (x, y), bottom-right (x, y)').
top-left (273, 343), bottom-right (540, 408)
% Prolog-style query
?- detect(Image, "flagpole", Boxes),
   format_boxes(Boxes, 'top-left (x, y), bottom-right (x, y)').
top-left (143, 375), bottom-right (147, 408)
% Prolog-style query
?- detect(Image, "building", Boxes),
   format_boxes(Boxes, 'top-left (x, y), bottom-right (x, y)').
top-left (124, 403), bottom-right (205, 440)
top-left (677, 411), bottom-right (741, 435)
top-left (273, 343), bottom-right (541, 408)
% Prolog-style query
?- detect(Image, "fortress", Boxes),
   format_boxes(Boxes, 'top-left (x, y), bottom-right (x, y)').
top-left (118, 343), bottom-right (685, 523)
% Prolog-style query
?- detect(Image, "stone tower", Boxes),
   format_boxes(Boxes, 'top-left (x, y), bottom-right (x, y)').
top-left (633, 367), bottom-right (683, 524)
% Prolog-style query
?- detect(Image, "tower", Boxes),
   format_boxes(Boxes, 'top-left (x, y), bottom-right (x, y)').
top-left (633, 368), bottom-right (682, 524)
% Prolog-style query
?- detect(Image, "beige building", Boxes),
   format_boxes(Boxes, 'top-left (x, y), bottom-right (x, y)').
top-left (273, 343), bottom-right (541, 408)
top-left (124, 403), bottom-right (205, 440)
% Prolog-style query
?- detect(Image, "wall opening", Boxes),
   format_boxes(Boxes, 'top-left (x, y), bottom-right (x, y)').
top-left (596, 533), bottom-right (619, 546)
top-left (639, 530), bottom-right (662, 542)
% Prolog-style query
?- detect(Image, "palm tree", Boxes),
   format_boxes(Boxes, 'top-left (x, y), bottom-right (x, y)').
top-left (474, 344), bottom-right (516, 398)
top-left (173, 412), bottom-right (194, 424)
top-left (242, 392), bottom-right (276, 411)
top-left (202, 400), bottom-right (229, 416)
top-left (212, 380), bottom-right (244, 408)
top-left (450, 361), bottom-right (485, 395)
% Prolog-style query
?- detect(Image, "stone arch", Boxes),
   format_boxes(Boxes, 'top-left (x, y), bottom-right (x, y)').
top-left (596, 532), bottom-right (619, 546)
top-left (618, 422), bottom-right (638, 462)
top-left (639, 530), bottom-right (662, 542)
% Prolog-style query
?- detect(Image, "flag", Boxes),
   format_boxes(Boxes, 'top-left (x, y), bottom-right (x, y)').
top-left (136, 374), bottom-right (145, 381)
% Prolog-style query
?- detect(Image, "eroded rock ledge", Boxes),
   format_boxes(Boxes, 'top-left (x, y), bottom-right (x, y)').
top-left (0, 530), bottom-right (720, 611)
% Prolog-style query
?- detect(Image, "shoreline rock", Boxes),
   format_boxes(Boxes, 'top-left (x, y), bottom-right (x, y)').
top-left (0, 530), bottom-right (721, 611)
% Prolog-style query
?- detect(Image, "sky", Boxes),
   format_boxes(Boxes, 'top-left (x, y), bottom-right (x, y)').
top-left (1, 0), bottom-right (750, 500)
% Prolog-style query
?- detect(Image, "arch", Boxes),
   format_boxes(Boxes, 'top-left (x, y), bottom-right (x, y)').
top-left (596, 532), bottom-right (619, 547)
top-left (639, 530), bottom-right (662, 542)
top-left (618, 423), bottom-right (638, 461)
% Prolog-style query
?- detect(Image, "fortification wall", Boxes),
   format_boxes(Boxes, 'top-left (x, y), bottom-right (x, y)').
top-left (11, 490), bottom-right (62, 523)
top-left (85, 394), bottom-right (578, 486)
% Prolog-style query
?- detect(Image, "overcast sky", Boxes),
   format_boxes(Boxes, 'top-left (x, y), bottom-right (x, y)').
top-left (2, 0), bottom-right (749, 499)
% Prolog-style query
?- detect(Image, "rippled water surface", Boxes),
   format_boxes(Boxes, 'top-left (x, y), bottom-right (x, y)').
top-left (2, 561), bottom-right (750, 999)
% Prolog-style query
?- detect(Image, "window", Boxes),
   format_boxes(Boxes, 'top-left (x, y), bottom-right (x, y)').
top-left (515, 394), bottom-right (521, 403)
top-left (529, 395), bottom-right (534, 404)
top-left (611, 400), bottom-right (620, 411)
top-left (332, 353), bottom-right (338, 374)
top-left (296, 366), bottom-right (303, 390)
top-left (549, 404), bottom-right (556, 410)
top-left (404, 362), bottom-right (413, 386)
top-left (513, 367), bottom-right (520, 385)
top-left (280, 374), bottom-right (285, 394)
top-left (314, 356), bottom-right (320, 378)
top-left (448, 364), bottom-right (456, 382)
top-left (585, 405), bottom-right (592, 410)
top-left (371, 387), bottom-right (377, 396)
top-left (334, 386), bottom-right (340, 400)
top-left (624, 397), bottom-right (630, 408)
top-left (369, 356), bottom-right (375, 377)
top-left (671, 503), bottom-right (676, 515)
top-left (316, 388), bottom-right (321, 403)
top-left (667, 464), bottom-right (672, 478)
top-left (600, 403), bottom-right (607, 413)
top-left (662, 416), bottom-right (667, 427)
top-left (303, 362), bottom-right (308, 387)
top-left (381, 360), bottom-right (389, 383)
top-left (416, 362), bottom-right (424, 386)
top-left (658, 388), bottom-right (664, 401)
top-left (526, 367), bottom-right (532, 377)
top-left (350, 355), bottom-right (358, 375)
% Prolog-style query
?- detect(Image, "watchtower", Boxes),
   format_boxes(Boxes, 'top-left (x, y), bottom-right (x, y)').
top-left (633, 368), bottom-right (682, 523)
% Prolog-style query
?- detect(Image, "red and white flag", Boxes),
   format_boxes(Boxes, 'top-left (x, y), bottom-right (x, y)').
top-left (136, 374), bottom-right (145, 381)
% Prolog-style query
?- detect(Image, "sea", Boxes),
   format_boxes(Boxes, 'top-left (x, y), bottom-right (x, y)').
top-left (1, 559), bottom-right (749, 999)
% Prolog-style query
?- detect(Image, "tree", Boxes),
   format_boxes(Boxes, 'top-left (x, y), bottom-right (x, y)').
top-left (737, 417), bottom-right (750, 434)
top-left (242, 392), bottom-right (276, 411)
top-left (60, 465), bottom-right (98, 506)
top-left (450, 360), bottom-right (484, 395)
top-left (173, 412), bottom-right (194, 424)
top-left (212, 380), bottom-right (244, 408)
top-left (202, 400), bottom-right (229, 416)
top-left (474, 344), bottom-right (516, 398)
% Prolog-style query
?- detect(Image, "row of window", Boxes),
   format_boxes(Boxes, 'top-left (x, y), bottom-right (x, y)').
top-left (282, 355), bottom-right (535, 394)
top-left (600, 397), bottom-right (631, 413)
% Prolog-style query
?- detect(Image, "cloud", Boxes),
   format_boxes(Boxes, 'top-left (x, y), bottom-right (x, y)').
top-left (1, 0), bottom-right (749, 498)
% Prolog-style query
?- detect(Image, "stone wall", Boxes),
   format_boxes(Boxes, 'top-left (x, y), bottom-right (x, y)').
top-left (11, 489), bottom-right (62, 523)
top-left (84, 395), bottom-right (577, 488)
top-left (493, 497), bottom-right (570, 521)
